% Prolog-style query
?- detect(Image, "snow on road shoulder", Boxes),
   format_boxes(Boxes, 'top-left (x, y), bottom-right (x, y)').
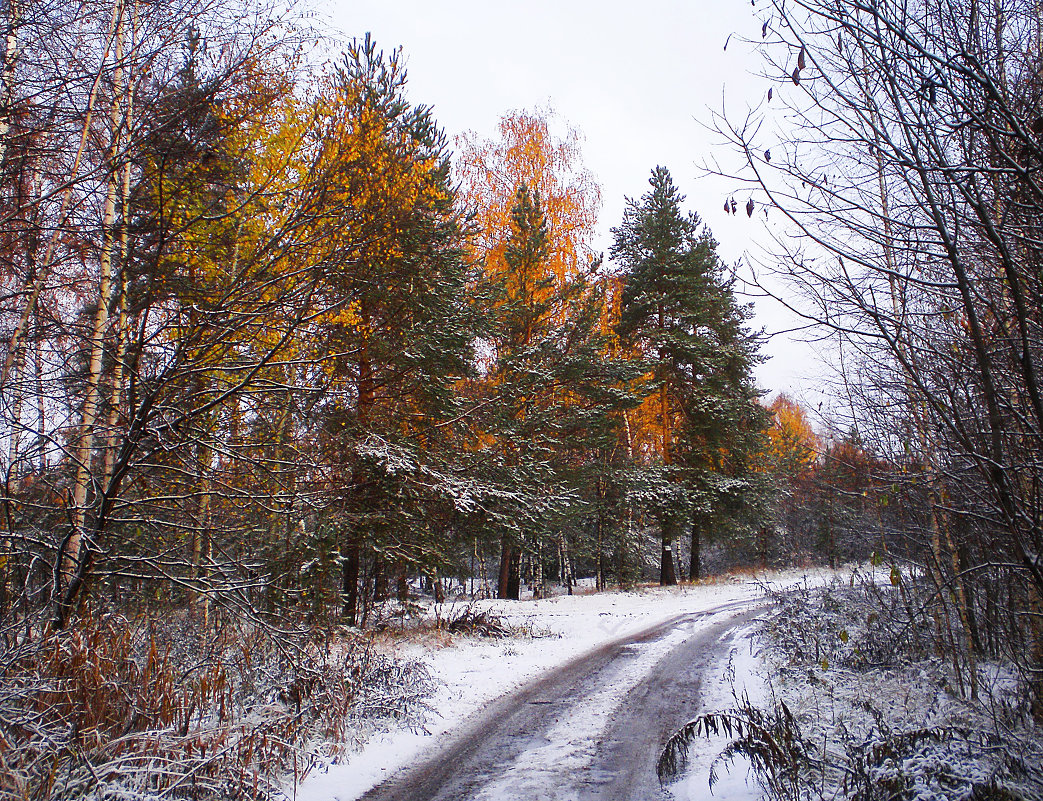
top-left (289, 566), bottom-right (847, 801)
top-left (666, 622), bottom-right (768, 801)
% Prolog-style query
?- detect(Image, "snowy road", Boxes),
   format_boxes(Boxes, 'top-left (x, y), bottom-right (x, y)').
top-left (357, 600), bottom-right (763, 801)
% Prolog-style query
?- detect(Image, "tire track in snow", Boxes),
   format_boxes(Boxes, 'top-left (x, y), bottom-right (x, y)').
top-left (359, 600), bottom-right (762, 801)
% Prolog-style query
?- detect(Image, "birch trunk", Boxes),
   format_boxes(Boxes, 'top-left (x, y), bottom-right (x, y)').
top-left (56, 1), bottom-right (129, 625)
top-left (3, 2), bottom-right (120, 390)
top-left (558, 529), bottom-right (573, 595)
top-left (0, 0), bottom-right (20, 168)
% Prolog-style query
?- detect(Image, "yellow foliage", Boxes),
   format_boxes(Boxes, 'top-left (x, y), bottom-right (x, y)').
top-left (456, 107), bottom-right (601, 307)
top-left (762, 394), bottom-right (819, 475)
top-left (327, 301), bottom-right (364, 331)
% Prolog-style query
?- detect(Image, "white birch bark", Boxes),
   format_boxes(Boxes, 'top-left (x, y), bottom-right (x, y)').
top-left (61, 0), bottom-right (130, 599)
top-left (2, 1), bottom-right (120, 390)
top-left (0, 0), bottom-right (20, 168)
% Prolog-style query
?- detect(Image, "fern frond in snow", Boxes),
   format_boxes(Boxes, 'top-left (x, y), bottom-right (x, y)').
top-left (657, 700), bottom-right (808, 796)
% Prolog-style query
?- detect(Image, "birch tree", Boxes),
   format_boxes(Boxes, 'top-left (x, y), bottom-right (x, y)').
top-left (726, 0), bottom-right (1043, 702)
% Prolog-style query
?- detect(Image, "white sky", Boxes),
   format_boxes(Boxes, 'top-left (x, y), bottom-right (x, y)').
top-left (318, 0), bottom-right (827, 403)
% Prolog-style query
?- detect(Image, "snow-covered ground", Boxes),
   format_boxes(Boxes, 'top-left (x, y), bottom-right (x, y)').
top-left (289, 566), bottom-right (849, 801)
top-left (666, 622), bottom-right (768, 801)
top-left (752, 578), bottom-right (1043, 800)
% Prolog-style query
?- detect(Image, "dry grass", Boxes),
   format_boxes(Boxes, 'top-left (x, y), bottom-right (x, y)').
top-left (0, 609), bottom-right (431, 800)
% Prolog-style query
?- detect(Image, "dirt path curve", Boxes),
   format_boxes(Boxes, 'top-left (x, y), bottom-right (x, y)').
top-left (359, 599), bottom-right (763, 801)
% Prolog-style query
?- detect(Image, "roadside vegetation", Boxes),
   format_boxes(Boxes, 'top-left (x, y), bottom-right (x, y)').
top-left (0, 609), bottom-right (432, 799)
top-left (661, 574), bottom-right (1043, 799)
top-left (653, 0), bottom-right (1043, 793)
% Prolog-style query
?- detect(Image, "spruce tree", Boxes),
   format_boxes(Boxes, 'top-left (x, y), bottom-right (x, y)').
top-left (612, 166), bottom-right (767, 584)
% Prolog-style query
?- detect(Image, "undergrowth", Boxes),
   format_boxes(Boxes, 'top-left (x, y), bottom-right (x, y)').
top-left (0, 609), bottom-right (431, 800)
top-left (436, 602), bottom-right (514, 638)
top-left (659, 570), bottom-right (1043, 800)
top-left (364, 598), bottom-right (554, 640)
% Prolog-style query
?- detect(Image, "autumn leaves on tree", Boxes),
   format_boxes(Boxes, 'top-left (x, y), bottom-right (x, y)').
top-left (13, 3), bottom-right (1043, 795)
top-left (0, 17), bottom-right (776, 647)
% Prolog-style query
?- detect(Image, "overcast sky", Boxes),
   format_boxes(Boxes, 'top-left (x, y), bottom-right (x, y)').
top-left (318, 0), bottom-right (826, 403)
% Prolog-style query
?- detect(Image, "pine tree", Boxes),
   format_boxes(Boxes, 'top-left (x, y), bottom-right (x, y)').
top-left (484, 183), bottom-right (642, 598)
top-left (487, 183), bottom-right (562, 599)
top-left (305, 36), bottom-right (477, 623)
top-left (612, 166), bottom-right (767, 584)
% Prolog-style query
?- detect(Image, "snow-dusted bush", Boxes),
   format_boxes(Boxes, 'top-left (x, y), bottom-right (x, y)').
top-left (431, 600), bottom-right (553, 639)
top-left (0, 610), bottom-right (431, 800)
top-left (661, 574), bottom-right (1043, 800)
top-left (438, 602), bottom-right (513, 638)
top-left (761, 572), bottom-right (938, 671)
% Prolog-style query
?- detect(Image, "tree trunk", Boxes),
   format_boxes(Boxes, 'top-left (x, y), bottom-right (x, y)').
top-left (473, 535), bottom-right (486, 597)
top-left (0, 0), bottom-right (20, 170)
top-left (618, 412), bottom-right (635, 588)
top-left (341, 534), bottom-right (360, 625)
top-left (938, 495), bottom-right (978, 699)
top-left (595, 505), bottom-right (605, 592)
top-left (6, 344), bottom-right (22, 476)
top-left (533, 535), bottom-right (545, 599)
top-left (557, 530), bottom-right (574, 595)
top-left (509, 550), bottom-right (521, 599)
top-left (34, 315), bottom-right (46, 472)
top-left (397, 563), bottom-right (409, 603)
top-left (187, 366), bottom-right (214, 619)
top-left (53, 5), bottom-right (130, 629)
top-left (958, 545), bottom-right (983, 655)
top-left (3, 1), bottom-right (119, 393)
top-left (618, 507), bottom-right (633, 588)
top-left (497, 537), bottom-right (519, 599)
top-left (825, 503), bottom-right (836, 570)
top-left (689, 515), bottom-right (701, 582)
top-left (496, 534), bottom-right (513, 596)
top-left (195, 478), bottom-right (212, 626)
top-left (660, 515), bottom-right (678, 586)
top-left (372, 553), bottom-right (388, 602)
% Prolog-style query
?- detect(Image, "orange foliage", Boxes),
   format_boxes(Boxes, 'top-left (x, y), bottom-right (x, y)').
top-left (763, 394), bottom-right (819, 476)
top-left (822, 438), bottom-right (883, 494)
top-left (596, 275), bottom-right (665, 465)
top-left (456, 109), bottom-right (612, 457)
top-left (310, 78), bottom-right (447, 286)
top-left (455, 107), bottom-right (602, 298)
